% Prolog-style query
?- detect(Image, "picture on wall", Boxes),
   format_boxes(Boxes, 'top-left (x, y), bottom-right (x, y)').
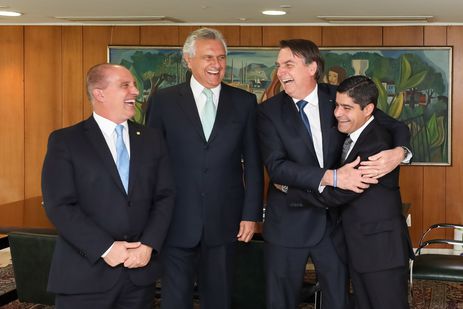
top-left (108, 46), bottom-right (452, 165)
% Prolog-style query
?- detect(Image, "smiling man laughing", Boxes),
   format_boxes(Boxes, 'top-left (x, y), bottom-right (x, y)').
top-left (257, 39), bottom-right (411, 309)
top-left (145, 28), bottom-right (263, 309)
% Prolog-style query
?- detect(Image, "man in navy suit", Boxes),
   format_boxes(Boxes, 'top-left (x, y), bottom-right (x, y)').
top-left (257, 39), bottom-right (411, 309)
top-left (42, 63), bottom-right (175, 309)
top-left (298, 75), bottom-right (413, 309)
top-left (145, 28), bottom-right (263, 309)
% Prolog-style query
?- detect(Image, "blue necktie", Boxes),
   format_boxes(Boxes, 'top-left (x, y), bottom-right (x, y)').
top-left (296, 100), bottom-right (312, 138)
top-left (115, 125), bottom-right (129, 193)
top-left (201, 88), bottom-right (217, 141)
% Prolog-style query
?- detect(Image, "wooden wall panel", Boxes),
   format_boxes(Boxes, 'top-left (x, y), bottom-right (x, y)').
top-left (424, 26), bottom-right (447, 45)
top-left (262, 26), bottom-right (322, 46)
top-left (108, 26), bottom-right (140, 45)
top-left (240, 26), bottom-right (262, 46)
top-left (322, 27), bottom-right (382, 46)
top-left (446, 26), bottom-right (463, 227)
top-left (383, 26), bottom-right (424, 46)
top-left (24, 26), bottom-right (63, 227)
top-left (62, 26), bottom-right (84, 127)
top-left (0, 26), bottom-right (25, 226)
top-left (141, 26), bottom-right (179, 45)
top-left (178, 26), bottom-right (201, 44)
top-left (211, 26), bottom-right (240, 46)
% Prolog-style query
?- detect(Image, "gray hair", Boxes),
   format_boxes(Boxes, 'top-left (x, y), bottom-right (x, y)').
top-left (182, 28), bottom-right (228, 59)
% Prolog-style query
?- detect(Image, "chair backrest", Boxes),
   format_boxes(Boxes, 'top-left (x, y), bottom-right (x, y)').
top-left (232, 235), bottom-right (266, 309)
top-left (8, 231), bottom-right (57, 305)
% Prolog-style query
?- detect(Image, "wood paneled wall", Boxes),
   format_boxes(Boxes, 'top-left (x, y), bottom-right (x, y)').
top-left (0, 25), bottom-right (460, 246)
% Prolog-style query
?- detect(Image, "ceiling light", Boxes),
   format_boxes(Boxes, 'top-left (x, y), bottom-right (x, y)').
top-left (0, 10), bottom-right (22, 17)
top-left (54, 16), bottom-right (183, 23)
top-left (318, 15), bottom-right (433, 23)
top-left (262, 10), bottom-right (286, 16)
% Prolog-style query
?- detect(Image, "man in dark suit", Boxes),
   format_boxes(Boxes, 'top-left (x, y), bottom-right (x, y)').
top-left (145, 28), bottom-right (263, 309)
top-left (297, 75), bottom-right (413, 309)
top-left (42, 63), bottom-right (175, 309)
top-left (257, 39), bottom-right (411, 309)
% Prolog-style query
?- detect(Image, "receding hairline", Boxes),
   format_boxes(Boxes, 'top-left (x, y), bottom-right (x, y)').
top-left (86, 63), bottom-right (126, 100)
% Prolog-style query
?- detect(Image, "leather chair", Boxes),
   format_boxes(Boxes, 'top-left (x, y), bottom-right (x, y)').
top-left (8, 230), bottom-right (57, 305)
top-left (410, 223), bottom-right (463, 285)
top-left (231, 234), bottom-right (321, 309)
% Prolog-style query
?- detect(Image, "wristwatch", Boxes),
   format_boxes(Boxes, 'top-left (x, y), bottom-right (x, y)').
top-left (402, 146), bottom-right (410, 160)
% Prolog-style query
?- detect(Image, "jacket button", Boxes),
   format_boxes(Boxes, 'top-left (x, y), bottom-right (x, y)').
top-left (123, 235), bottom-right (128, 240)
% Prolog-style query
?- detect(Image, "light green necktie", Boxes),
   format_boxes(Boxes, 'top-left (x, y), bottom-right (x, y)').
top-left (201, 88), bottom-right (217, 140)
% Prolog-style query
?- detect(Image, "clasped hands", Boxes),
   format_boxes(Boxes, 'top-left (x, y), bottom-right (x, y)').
top-left (103, 241), bottom-right (153, 268)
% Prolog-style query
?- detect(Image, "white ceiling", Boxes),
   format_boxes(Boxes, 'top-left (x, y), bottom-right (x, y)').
top-left (0, 0), bottom-right (462, 25)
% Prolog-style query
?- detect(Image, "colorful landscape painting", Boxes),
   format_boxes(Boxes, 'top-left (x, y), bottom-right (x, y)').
top-left (109, 46), bottom-right (451, 165)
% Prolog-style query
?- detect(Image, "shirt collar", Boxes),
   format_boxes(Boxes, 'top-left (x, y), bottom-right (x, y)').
top-left (93, 112), bottom-right (128, 136)
top-left (349, 115), bottom-right (375, 144)
top-left (190, 75), bottom-right (221, 100)
top-left (291, 84), bottom-right (318, 107)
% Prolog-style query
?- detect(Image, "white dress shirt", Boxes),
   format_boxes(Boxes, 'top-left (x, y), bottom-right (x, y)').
top-left (92, 112), bottom-right (130, 257)
top-left (93, 112), bottom-right (131, 161)
top-left (190, 75), bottom-right (221, 115)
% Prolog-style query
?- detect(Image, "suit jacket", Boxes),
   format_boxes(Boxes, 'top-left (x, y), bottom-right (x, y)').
top-left (293, 119), bottom-right (414, 273)
top-left (41, 117), bottom-right (175, 294)
top-left (145, 82), bottom-right (263, 248)
top-left (257, 84), bottom-right (411, 248)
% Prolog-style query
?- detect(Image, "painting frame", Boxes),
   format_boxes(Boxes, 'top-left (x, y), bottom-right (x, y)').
top-left (108, 46), bottom-right (452, 166)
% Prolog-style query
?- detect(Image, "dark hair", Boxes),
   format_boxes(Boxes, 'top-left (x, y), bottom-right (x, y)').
top-left (279, 39), bottom-right (324, 81)
top-left (337, 75), bottom-right (378, 109)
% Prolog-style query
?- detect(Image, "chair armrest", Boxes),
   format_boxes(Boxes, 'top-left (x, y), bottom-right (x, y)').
top-left (418, 223), bottom-right (463, 248)
top-left (416, 238), bottom-right (463, 255)
top-left (429, 223), bottom-right (463, 230)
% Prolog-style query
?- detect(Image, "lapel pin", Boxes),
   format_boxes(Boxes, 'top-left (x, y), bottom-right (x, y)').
top-left (136, 131), bottom-right (141, 135)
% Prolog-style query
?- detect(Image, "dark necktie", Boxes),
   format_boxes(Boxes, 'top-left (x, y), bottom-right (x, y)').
top-left (341, 136), bottom-right (353, 162)
top-left (296, 100), bottom-right (312, 138)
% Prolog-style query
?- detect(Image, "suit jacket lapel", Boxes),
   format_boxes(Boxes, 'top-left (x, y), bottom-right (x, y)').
top-left (318, 87), bottom-right (336, 166)
top-left (127, 121), bottom-right (142, 197)
top-left (207, 83), bottom-right (233, 143)
top-left (83, 116), bottom-right (127, 197)
top-left (176, 83), bottom-right (206, 141)
top-left (281, 93), bottom-right (318, 160)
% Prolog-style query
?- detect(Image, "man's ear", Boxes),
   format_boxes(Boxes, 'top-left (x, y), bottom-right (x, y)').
top-left (183, 54), bottom-right (192, 70)
top-left (364, 103), bottom-right (375, 117)
top-left (92, 88), bottom-right (104, 101)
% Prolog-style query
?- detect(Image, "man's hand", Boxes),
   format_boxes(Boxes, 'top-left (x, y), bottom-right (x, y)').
top-left (337, 156), bottom-right (378, 193)
top-left (358, 147), bottom-right (404, 178)
top-left (124, 244), bottom-right (153, 269)
top-left (103, 241), bottom-right (141, 267)
top-left (237, 221), bottom-right (256, 243)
